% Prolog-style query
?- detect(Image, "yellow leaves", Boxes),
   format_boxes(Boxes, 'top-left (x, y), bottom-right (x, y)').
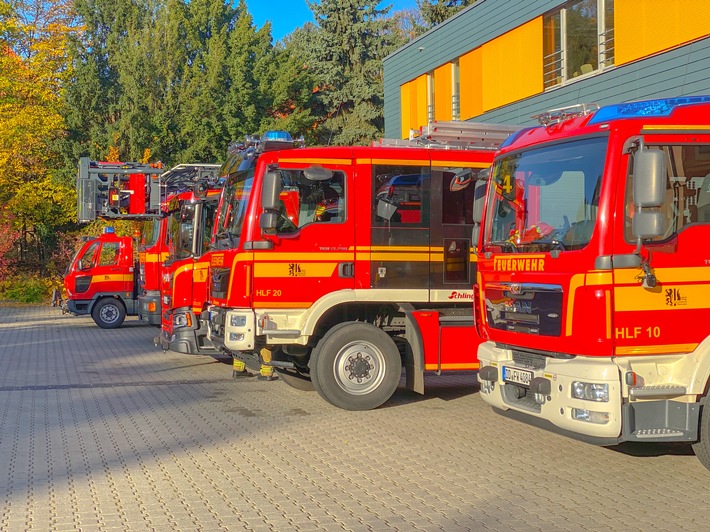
top-left (107, 145), bottom-right (120, 162)
top-left (0, 2), bottom-right (70, 206)
top-left (7, 175), bottom-right (76, 228)
top-left (141, 148), bottom-right (151, 164)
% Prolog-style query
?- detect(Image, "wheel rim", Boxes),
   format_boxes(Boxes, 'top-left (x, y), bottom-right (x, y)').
top-left (100, 304), bottom-right (119, 324)
top-left (333, 340), bottom-right (386, 395)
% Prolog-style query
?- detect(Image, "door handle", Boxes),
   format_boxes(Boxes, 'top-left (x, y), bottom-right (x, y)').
top-left (338, 262), bottom-right (354, 279)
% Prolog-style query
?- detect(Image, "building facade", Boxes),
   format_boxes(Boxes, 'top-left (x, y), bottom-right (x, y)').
top-left (383, 0), bottom-right (710, 138)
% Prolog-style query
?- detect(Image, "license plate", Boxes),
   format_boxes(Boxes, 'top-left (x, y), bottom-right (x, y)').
top-left (502, 366), bottom-right (533, 387)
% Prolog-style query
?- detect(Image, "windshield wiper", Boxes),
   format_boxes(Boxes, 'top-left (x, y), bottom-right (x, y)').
top-left (485, 240), bottom-right (519, 253)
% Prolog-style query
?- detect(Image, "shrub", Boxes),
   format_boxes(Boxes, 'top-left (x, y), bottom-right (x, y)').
top-left (0, 275), bottom-right (56, 303)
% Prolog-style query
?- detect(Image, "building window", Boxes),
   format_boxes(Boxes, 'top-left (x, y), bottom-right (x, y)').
top-left (543, 0), bottom-right (614, 89)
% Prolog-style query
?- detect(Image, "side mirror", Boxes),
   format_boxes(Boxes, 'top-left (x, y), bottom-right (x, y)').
top-left (633, 149), bottom-right (665, 207)
top-left (632, 149), bottom-right (666, 241)
top-left (260, 211), bottom-right (279, 234)
top-left (77, 259), bottom-right (84, 271)
top-left (633, 211), bottom-right (664, 239)
top-left (262, 171), bottom-right (282, 210)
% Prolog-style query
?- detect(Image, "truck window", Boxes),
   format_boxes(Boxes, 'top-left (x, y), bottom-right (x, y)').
top-left (78, 241), bottom-right (100, 270)
top-left (625, 144), bottom-right (710, 242)
top-left (441, 167), bottom-right (481, 225)
top-left (273, 170), bottom-right (346, 234)
top-left (373, 165), bottom-right (429, 226)
top-left (98, 242), bottom-right (120, 266)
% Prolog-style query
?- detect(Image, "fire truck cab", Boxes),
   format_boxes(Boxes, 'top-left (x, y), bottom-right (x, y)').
top-left (157, 186), bottom-right (222, 354)
top-left (474, 96), bottom-right (710, 470)
top-left (207, 123), bottom-right (518, 410)
top-left (63, 228), bottom-right (137, 328)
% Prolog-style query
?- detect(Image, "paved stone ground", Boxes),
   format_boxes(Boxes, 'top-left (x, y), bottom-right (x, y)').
top-left (0, 304), bottom-right (709, 531)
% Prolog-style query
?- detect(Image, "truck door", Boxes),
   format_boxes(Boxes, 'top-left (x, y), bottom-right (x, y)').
top-left (429, 161), bottom-right (492, 299)
top-left (614, 138), bottom-right (710, 354)
top-left (93, 237), bottom-right (134, 296)
top-left (370, 157), bottom-right (431, 293)
top-left (251, 163), bottom-right (355, 308)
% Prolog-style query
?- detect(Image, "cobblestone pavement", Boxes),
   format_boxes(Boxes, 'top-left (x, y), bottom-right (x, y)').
top-left (1, 304), bottom-right (709, 531)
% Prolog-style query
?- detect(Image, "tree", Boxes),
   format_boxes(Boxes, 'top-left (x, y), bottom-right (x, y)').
top-left (305, 0), bottom-right (400, 146)
top-left (177, 0), bottom-right (238, 162)
top-left (0, 0), bottom-right (76, 270)
top-left (224, 0), bottom-right (273, 142)
top-left (417, 0), bottom-right (475, 28)
top-left (257, 24), bottom-right (323, 143)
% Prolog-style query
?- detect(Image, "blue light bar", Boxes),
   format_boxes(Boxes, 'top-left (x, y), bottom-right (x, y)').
top-left (499, 126), bottom-right (537, 150)
top-left (263, 130), bottom-right (293, 142)
top-left (589, 95), bottom-right (710, 125)
top-left (103, 226), bottom-right (115, 234)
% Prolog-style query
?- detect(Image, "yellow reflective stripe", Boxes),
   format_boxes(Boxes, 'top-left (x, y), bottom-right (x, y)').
top-left (277, 158), bottom-right (351, 166)
top-left (254, 263), bottom-right (338, 278)
top-left (424, 363), bottom-right (480, 371)
top-left (614, 284), bottom-right (710, 311)
top-left (615, 344), bottom-right (698, 356)
top-left (93, 274), bottom-right (133, 282)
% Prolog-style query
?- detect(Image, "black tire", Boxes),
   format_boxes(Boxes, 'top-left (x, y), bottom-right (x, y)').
top-left (692, 395), bottom-right (710, 471)
top-left (310, 322), bottom-right (402, 410)
top-left (275, 368), bottom-right (315, 392)
top-left (91, 298), bottom-right (126, 329)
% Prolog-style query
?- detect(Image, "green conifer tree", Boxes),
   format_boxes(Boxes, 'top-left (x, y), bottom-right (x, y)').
top-left (306, 0), bottom-right (399, 145)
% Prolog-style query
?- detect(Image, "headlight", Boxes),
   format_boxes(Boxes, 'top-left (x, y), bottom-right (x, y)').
top-left (173, 312), bottom-right (192, 328)
top-left (230, 315), bottom-right (247, 327)
top-left (572, 382), bottom-right (609, 402)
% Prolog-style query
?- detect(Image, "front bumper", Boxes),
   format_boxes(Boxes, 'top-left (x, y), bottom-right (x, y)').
top-left (159, 307), bottom-right (217, 355)
top-left (476, 341), bottom-right (623, 443)
top-left (138, 291), bottom-right (161, 325)
top-left (62, 299), bottom-right (90, 316)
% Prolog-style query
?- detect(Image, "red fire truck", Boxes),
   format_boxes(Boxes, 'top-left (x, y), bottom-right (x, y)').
top-left (65, 160), bottom-right (220, 328)
top-left (205, 123), bottom-right (518, 410)
top-left (136, 164), bottom-right (221, 325)
top-left (474, 96), bottom-right (710, 470)
top-left (158, 136), bottom-right (294, 355)
top-left (157, 185), bottom-right (223, 354)
top-left (63, 227), bottom-right (139, 328)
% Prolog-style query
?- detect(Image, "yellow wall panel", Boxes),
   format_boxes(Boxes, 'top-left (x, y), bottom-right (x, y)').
top-left (434, 63), bottom-right (453, 121)
top-left (616, 0), bottom-right (710, 66)
top-left (414, 74), bottom-right (429, 131)
top-left (481, 17), bottom-right (543, 112)
top-left (459, 47), bottom-right (483, 120)
top-left (400, 82), bottom-right (412, 139)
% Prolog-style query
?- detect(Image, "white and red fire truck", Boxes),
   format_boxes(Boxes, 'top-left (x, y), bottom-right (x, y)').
top-left (205, 124), bottom-right (518, 410)
top-left (474, 96), bottom-right (710, 470)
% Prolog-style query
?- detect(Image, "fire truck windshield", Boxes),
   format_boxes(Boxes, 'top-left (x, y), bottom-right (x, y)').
top-left (214, 159), bottom-right (255, 248)
top-left (484, 136), bottom-right (607, 253)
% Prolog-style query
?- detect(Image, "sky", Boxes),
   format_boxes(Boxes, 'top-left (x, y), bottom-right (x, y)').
top-left (247, 0), bottom-right (418, 42)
